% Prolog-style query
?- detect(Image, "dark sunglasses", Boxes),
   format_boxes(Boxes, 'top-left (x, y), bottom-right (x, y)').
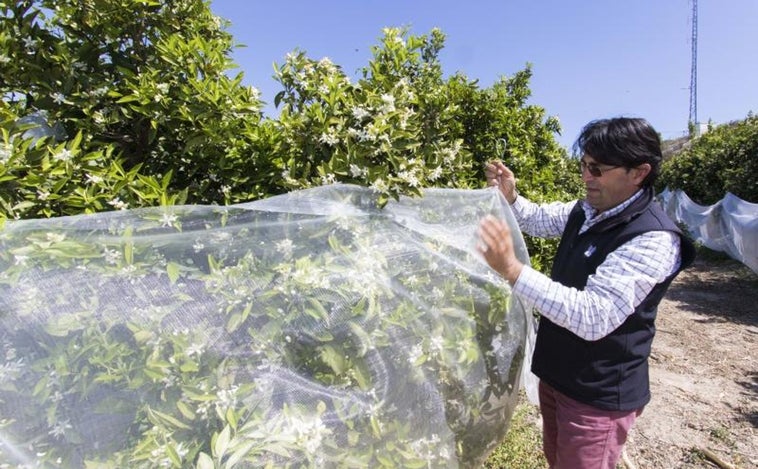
top-left (579, 159), bottom-right (623, 178)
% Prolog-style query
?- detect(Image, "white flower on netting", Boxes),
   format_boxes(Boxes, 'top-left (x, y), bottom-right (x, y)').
top-left (103, 248), bottom-right (121, 265)
top-left (48, 420), bottom-right (72, 439)
top-left (215, 385), bottom-right (239, 413)
top-left (53, 148), bottom-right (73, 162)
top-left (397, 170), bottom-right (420, 187)
top-left (370, 178), bottom-right (388, 193)
top-left (408, 344), bottom-right (423, 365)
top-left (291, 264), bottom-right (330, 289)
top-left (4, 346), bottom-right (17, 361)
top-left (193, 240), bottom-right (205, 252)
top-left (275, 238), bottom-right (294, 256)
top-left (37, 189), bottom-right (50, 201)
top-left (349, 164), bottom-right (367, 179)
top-left (286, 416), bottom-right (331, 455)
top-left (320, 173), bottom-right (336, 185)
top-left (0, 359), bottom-right (23, 383)
top-left (46, 232), bottom-right (65, 243)
top-left (405, 274), bottom-right (420, 287)
top-left (13, 255), bottom-right (28, 266)
top-left (429, 335), bottom-right (445, 355)
top-left (51, 92), bottom-right (65, 105)
top-left (160, 213), bottom-right (178, 227)
top-left (334, 215), bottom-right (354, 232)
top-left (108, 197), bottom-right (129, 210)
top-left (409, 433), bottom-right (444, 463)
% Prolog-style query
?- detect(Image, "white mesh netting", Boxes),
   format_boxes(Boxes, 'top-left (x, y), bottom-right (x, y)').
top-left (0, 184), bottom-right (532, 468)
top-left (660, 188), bottom-right (758, 274)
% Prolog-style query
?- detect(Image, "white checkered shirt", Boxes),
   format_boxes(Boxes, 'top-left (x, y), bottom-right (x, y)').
top-left (510, 190), bottom-right (681, 341)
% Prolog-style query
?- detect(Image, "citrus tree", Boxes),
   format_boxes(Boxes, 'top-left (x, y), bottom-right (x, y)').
top-left (268, 27), bottom-right (581, 208)
top-left (1, 1), bottom-right (582, 271)
top-left (0, 0), bottom-right (264, 218)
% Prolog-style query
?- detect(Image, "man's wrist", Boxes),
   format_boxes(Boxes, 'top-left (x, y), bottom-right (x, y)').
top-left (506, 190), bottom-right (518, 205)
top-left (504, 261), bottom-right (524, 285)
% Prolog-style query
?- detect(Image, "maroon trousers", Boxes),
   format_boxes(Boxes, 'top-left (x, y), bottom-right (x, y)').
top-left (539, 381), bottom-right (642, 469)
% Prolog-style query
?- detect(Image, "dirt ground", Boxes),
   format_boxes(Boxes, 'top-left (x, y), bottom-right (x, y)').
top-left (622, 255), bottom-right (758, 469)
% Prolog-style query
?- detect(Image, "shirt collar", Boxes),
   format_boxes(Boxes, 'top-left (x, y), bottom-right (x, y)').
top-left (579, 189), bottom-right (644, 232)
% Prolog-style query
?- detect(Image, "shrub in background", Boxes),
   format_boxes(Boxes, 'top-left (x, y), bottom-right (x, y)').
top-left (659, 114), bottom-right (758, 204)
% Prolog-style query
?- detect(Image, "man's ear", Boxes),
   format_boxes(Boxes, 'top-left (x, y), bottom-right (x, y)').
top-left (633, 163), bottom-right (652, 184)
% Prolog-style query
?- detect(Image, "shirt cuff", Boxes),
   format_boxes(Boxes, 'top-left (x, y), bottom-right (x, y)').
top-left (511, 264), bottom-right (552, 311)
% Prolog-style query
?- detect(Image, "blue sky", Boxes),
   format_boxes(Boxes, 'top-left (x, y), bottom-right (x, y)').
top-left (209, 1), bottom-right (757, 150)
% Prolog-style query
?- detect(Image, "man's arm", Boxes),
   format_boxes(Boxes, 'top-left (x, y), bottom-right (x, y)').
top-left (512, 231), bottom-right (681, 341)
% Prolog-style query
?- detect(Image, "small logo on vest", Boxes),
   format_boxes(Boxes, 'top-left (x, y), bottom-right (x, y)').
top-left (584, 245), bottom-right (596, 257)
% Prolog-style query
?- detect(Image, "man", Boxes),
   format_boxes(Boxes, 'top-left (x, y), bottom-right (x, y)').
top-left (478, 117), bottom-right (696, 469)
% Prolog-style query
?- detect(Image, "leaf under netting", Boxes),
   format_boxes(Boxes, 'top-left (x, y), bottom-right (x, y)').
top-left (0, 184), bottom-right (531, 468)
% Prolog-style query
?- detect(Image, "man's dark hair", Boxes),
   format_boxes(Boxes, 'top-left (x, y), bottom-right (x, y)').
top-left (573, 117), bottom-right (662, 187)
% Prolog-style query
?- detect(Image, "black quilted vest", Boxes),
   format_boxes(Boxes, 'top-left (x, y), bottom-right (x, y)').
top-left (531, 188), bottom-right (696, 410)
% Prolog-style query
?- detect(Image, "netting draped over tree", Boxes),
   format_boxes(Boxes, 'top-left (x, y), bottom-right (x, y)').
top-left (0, 184), bottom-right (531, 468)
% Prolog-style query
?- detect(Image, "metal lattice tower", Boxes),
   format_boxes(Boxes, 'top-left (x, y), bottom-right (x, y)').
top-left (689, 0), bottom-right (698, 126)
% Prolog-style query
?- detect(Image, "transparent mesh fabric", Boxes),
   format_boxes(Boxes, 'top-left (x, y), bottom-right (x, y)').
top-left (660, 188), bottom-right (758, 273)
top-left (0, 184), bottom-right (531, 468)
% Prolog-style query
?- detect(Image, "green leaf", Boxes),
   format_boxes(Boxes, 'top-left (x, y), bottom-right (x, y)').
top-left (167, 261), bottom-right (182, 283)
top-left (224, 441), bottom-right (255, 468)
top-left (320, 344), bottom-right (347, 375)
top-left (44, 313), bottom-right (83, 337)
top-left (226, 302), bottom-right (252, 333)
top-left (176, 400), bottom-right (196, 420)
top-left (115, 95), bottom-right (141, 104)
top-left (196, 452), bottom-right (215, 469)
top-left (213, 425), bottom-right (231, 459)
top-left (166, 443), bottom-right (182, 467)
top-left (148, 408), bottom-right (192, 430)
top-left (306, 298), bottom-right (329, 321)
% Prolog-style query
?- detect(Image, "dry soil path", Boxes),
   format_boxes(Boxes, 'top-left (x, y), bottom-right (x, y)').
top-left (623, 256), bottom-right (758, 468)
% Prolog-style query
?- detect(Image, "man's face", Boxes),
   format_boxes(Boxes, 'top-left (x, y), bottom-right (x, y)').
top-left (580, 155), bottom-right (649, 213)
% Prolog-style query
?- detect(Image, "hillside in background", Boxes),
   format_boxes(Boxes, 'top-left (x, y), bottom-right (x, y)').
top-left (661, 135), bottom-right (692, 160)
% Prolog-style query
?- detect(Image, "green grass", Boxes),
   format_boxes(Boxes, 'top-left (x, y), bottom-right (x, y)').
top-left (484, 397), bottom-right (546, 468)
